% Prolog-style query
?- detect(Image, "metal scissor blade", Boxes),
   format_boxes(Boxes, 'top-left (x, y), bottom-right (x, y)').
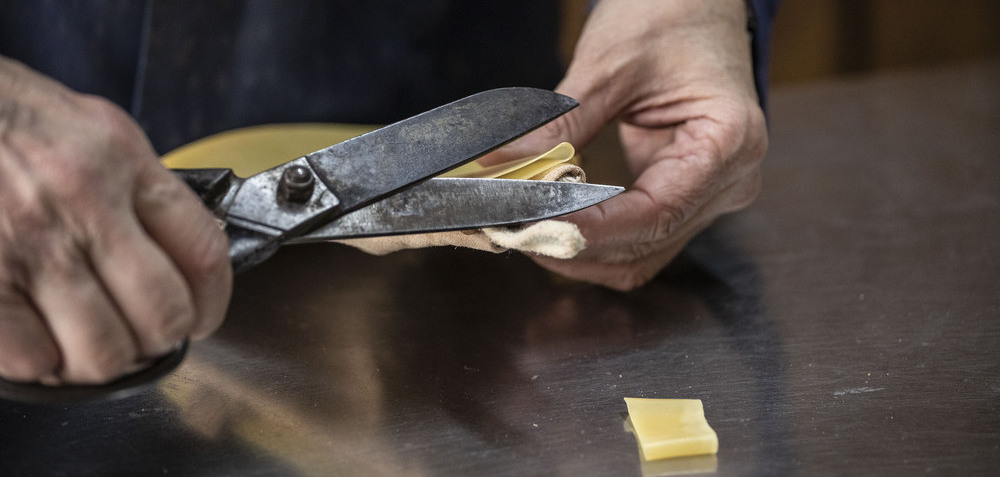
top-left (287, 178), bottom-right (623, 242)
top-left (305, 88), bottom-right (578, 214)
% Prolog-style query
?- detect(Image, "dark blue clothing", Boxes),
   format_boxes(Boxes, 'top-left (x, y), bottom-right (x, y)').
top-left (0, 0), bottom-right (778, 153)
top-left (748, 0), bottom-right (780, 109)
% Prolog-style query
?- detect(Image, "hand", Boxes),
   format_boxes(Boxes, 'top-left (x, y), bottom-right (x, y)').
top-left (504, 0), bottom-right (767, 290)
top-left (0, 57), bottom-right (232, 384)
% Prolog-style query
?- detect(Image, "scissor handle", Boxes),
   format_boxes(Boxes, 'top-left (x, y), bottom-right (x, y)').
top-left (0, 341), bottom-right (188, 405)
top-left (173, 168), bottom-right (237, 209)
top-left (174, 168), bottom-right (286, 273)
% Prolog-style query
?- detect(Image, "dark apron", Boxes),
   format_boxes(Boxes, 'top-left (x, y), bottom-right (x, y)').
top-left (0, 0), bottom-right (563, 153)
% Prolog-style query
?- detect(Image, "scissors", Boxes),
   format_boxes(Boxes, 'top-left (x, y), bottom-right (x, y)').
top-left (0, 88), bottom-right (623, 404)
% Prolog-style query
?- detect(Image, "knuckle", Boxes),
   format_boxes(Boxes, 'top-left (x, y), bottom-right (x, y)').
top-left (537, 107), bottom-right (589, 147)
top-left (74, 94), bottom-right (155, 165)
top-left (635, 187), bottom-right (690, 243)
top-left (49, 163), bottom-right (100, 201)
top-left (75, 94), bottom-right (131, 135)
top-left (604, 244), bottom-right (646, 264)
top-left (545, 113), bottom-right (577, 142)
top-left (1, 189), bottom-right (50, 238)
top-left (654, 203), bottom-right (689, 239)
top-left (132, 176), bottom-right (185, 216)
top-left (34, 235), bottom-right (87, 279)
top-left (17, 149), bottom-right (113, 213)
top-left (1, 208), bottom-right (84, 283)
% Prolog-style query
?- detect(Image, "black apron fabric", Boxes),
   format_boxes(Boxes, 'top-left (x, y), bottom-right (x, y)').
top-left (0, 0), bottom-right (562, 153)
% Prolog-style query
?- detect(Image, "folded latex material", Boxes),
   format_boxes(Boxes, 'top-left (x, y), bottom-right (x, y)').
top-left (161, 123), bottom-right (588, 258)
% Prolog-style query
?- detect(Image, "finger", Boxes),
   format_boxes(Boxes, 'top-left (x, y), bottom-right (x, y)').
top-left (531, 196), bottom-right (716, 291)
top-left (477, 79), bottom-right (618, 167)
top-left (556, 157), bottom-right (715, 256)
top-left (86, 209), bottom-right (197, 359)
top-left (30, 248), bottom-right (140, 384)
top-left (530, 221), bottom-right (699, 291)
top-left (533, 169), bottom-right (760, 290)
top-left (587, 164), bottom-right (758, 260)
top-left (133, 163), bottom-right (232, 340)
top-left (0, 291), bottom-right (59, 382)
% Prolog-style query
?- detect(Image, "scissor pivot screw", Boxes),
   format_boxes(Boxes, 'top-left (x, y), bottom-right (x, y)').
top-left (278, 165), bottom-right (315, 203)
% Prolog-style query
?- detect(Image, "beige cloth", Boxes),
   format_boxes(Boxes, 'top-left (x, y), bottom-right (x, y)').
top-left (161, 123), bottom-right (588, 259)
top-left (336, 164), bottom-right (587, 258)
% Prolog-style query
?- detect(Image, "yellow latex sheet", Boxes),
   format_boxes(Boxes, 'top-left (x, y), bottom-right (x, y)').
top-left (161, 122), bottom-right (576, 180)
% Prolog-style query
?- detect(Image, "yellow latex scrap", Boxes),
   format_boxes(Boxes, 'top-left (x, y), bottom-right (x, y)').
top-left (440, 141), bottom-right (577, 180)
top-left (624, 398), bottom-right (719, 461)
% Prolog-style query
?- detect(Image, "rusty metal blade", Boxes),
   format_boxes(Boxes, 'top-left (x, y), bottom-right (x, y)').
top-left (304, 88), bottom-right (578, 214)
top-left (288, 178), bottom-right (622, 242)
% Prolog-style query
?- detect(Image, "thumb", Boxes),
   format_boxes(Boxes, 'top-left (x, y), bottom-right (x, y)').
top-left (478, 80), bottom-right (615, 166)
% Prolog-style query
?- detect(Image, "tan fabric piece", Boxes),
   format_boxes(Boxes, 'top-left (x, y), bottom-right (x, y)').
top-left (335, 230), bottom-right (504, 256)
top-left (337, 163), bottom-right (587, 258)
top-left (481, 220), bottom-right (585, 259)
top-left (161, 123), bottom-right (589, 258)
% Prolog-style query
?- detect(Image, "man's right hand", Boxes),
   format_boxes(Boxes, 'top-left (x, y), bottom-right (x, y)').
top-left (0, 57), bottom-right (232, 385)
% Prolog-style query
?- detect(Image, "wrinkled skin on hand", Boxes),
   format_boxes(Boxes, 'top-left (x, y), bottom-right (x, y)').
top-left (0, 57), bottom-right (232, 385)
top-left (497, 0), bottom-right (768, 290)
